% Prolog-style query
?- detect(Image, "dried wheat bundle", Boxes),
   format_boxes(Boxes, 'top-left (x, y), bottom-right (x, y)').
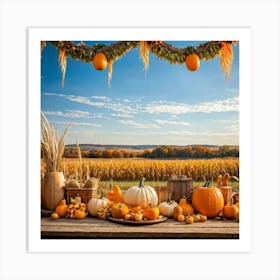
top-left (41, 112), bottom-right (70, 172)
top-left (76, 140), bottom-right (83, 187)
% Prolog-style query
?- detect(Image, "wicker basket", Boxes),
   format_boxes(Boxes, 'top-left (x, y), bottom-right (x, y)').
top-left (65, 188), bottom-right (97, 204)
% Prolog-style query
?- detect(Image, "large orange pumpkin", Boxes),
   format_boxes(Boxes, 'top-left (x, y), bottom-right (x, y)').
top-left (185, 54), bottom-right (200, 71)
top-left (93, 53), bottom-right (107, 70)
top-left (192, 183), bottom-right (224, 218)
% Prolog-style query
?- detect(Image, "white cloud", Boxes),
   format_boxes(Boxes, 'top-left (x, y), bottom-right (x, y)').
top-left (111, 113), bottom-right (134, 118)
top-left (53, 120), bottom-right (102, 127)
top-left (43, 110), bottom-right (90, 118)
top-left (44, 92), bottom-right (135, 114)
top-left (91, 96), bottom-right (111, 101)
top-left (145, 97), bottom-right (239, 115)
top-left (155, 119), bottom-right (190, 127)
top-left (118, 120), bottom-right (159, 129)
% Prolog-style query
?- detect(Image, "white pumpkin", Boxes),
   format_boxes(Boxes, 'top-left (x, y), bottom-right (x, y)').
top-left (87, 195), bottom-right (109, 217)
top-left (158, 201), bottom-right (178, 217)
top-left (123, 178), bottom-right (158, 208)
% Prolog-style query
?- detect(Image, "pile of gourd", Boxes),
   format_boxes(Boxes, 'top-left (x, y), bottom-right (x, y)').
top-left (51, 197), bottom-right (87, 220)
top-left (51, 175), bottom-right (240, 223)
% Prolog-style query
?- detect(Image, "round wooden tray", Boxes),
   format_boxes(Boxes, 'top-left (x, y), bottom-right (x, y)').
top-left (107, 216), bottom-right (168, 226)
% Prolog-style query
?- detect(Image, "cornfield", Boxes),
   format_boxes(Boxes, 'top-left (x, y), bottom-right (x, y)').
top-left (41, 158), bottom-right (239, 183)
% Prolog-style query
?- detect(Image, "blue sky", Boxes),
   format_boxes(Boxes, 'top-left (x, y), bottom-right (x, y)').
top-left (41, 41), bottom-right (239, 146)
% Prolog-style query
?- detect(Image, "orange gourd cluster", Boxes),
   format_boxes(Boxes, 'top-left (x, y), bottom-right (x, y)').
top-left (50, 176), bottom-right (239, 224)
top-left (51, 198), bottom-right (87, 220)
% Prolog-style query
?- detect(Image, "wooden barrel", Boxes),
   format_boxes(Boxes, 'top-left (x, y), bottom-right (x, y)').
top-left (167, 175), bottom-right (193, 203)
top-left (154, 186), bottom-right (170, 203)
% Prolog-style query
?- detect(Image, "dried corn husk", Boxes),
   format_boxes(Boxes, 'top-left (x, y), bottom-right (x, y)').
top-left (139, 41), bottom-right (150, 72)
top-left (108, 61), bottom-right (113, 88)
top-left (219, 42), bottom-right (233, 79)
top-left (58, 48), bottom-right (67, 87)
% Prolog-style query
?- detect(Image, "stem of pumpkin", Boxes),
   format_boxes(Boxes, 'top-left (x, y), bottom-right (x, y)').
top-left (204, 180), bottom-right (211, 187)
top-left (139, 178), bottom-right (145, 188)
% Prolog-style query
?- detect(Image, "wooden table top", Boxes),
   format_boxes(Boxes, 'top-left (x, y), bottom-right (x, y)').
top-left (41, 216), bottom-right (239, 239)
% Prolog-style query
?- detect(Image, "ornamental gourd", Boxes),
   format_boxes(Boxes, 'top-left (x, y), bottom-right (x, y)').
top-left (123, 178), bottom-right (158, 208)
top-left (173, 205), bottom-right (183, 220)
top-left (107, 184), bottom-right (123, 203)
top-left (87, 192), bottom-right (109, 217)
top-left (55, 199), bottom-right (68, 217)
top-left (158, 200), bottom-right (178, 217)
top-left (179, 197), bottom-right (194, 216)
top-left (143, 203), bottom-right (160, 220)
top-left (192, 181), bottom-right (224, 218)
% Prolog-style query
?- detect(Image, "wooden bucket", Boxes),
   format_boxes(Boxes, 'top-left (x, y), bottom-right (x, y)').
top-left (167, 175), bottom-right (193, 203)
top-left (41, 171), bottom-right (65, 210)
top-left (154, 186), bottom-right (170, 203)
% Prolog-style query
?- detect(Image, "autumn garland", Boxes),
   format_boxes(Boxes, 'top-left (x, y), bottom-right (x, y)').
top-left (43, 40), bottom-right (236, 86)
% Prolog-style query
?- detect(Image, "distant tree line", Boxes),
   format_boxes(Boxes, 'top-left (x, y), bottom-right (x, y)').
top-left (63, 145), bottom-right (239, 159)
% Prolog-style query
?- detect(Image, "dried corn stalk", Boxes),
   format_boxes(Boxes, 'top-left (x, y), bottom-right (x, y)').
top-left (58, 48), bottom-right (67, 87)
top-left (108, 61), bottom-right (113, 88)
top-left (76, 140), bottom-right (83, 187)
top-left (219, 42), bottom-right (233, 79)
top-left (139, 41), bottom-right (150, 72)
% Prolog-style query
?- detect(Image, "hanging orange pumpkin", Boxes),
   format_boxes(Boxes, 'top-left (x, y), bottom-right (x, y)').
top-left (192, 181), bottom-right (224, 218)
top-left (93, 53), bottom-right (107, 70)
top-left (185, 53), bottom-right (200, 71)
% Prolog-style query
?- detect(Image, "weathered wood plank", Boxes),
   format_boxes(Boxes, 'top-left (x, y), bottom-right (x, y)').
top-left (41, 217), bottom-right (239, 239)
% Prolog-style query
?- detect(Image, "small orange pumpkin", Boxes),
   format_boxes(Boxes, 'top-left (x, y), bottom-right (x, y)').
top-left (51, 212), bottom-right (59, 220)
top-left (111, 203), bottom-right (129, 219)
top-left (173, 205), bottom-right (184, 220)
top-left (185, 53), bottom-right (200, 71)
top-left (93, 53), bottom-right (107, 70)
top-left (143, 204), bottom-right (160, 220)
top-left (55, 199), bottom-right (68, 217)
top-left (223, 204), bottom-right (239, 220)
top-left (234, 201), bottom-right (239, 209)
top-left (177, 214), bottom-right (185, 222)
